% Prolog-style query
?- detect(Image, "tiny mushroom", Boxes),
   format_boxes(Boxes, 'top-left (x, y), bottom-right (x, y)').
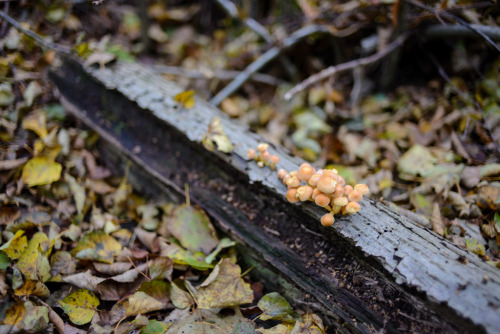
top-left (316, 176), bottom-right (336, 194)
top-left (348, 189), bottom-right (363, 202)
top-left (315, 193), bottom-right (331, 207)
top-left (247, 148), bottom-right (256, 159)
top-left (321, 213), bottom-right (335, 226)
top-left (277, 168), bottom-right (288, 180)
top-left (298, 165), bottom-right (315, 181)
top-left (343, 201), bottom-right (361, 214)
top-left (297, 185), bottom-right (313, 201)
top-left (286, 188), bottom-right (299, 203)
top-left (354, 183), bottom-right (370, 196)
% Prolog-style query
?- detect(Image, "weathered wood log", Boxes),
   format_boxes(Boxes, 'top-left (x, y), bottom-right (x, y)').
top-left (49, 57), bottom-right (500, 334)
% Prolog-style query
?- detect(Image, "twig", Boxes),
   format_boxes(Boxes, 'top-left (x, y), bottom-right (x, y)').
top-left (215, 0), bottom-right (298, 81)
top-left (405, 0), bottom-right (500, 53)
top-left (424, 24), bottom-right (500, 42)
top-left (0, 10), bottom-right (71, 54)
top-left (284, 32), bottom-right (410, 100)
top-left (153, 65), bottom-right (284, 85)
top-left (210, 24), bottom-right (329, 106)
top-left (0, 1), bottom-right (9, 38)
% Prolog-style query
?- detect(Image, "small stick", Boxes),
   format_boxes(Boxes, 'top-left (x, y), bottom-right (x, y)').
top-left (0, 10), bottom-right (71, 54)
top-left (210, 25), bottom-right (329, 106)
top-left (284, 32), bottom-right (410, 100)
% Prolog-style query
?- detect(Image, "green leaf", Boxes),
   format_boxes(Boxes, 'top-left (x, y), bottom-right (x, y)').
top-left (60, 289), bottom-right (100, 325)
top-left (140, 320), bottom-right (171, 334)
top-left (168, 204), bottom-right (218, 255)
top-left (465, 239), bottom-right (486, 257)
top-left (0, 251), bottom-right (9, 269)
top-left (205, 238), bottom-right (237, 264)
top-left (257, 292), bottom-right (300, 322)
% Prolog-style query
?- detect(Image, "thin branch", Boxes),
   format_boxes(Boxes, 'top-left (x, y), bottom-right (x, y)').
top-left (424, 23), bottom-right (500, 42)
top-left (215, 0), bottom-right (298, 81)
top-left (216, 0), bottom-right (273, 44)
top-left (153, 65), bottom-right (284, 85)
top-left (0, 10), bottom-right (71, 54)
top-left (284, 32), bottom-right (410, 100)
top-left (405, 0), bottom-right (500, 53)
top-left (210, 25), bottom-right (329, 106)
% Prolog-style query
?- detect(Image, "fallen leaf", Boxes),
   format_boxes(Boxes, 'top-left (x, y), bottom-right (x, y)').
top-left (65, 173), bottom-right (86, 214)
top-left (257, 292), bottom-right (299, 322)
top-left (71, 231), bottom-right (122, 263)
top-left (0, 230), bottom-right (27, 259)
top-left (3, 301), bottom-right (26, 326)
top-left (202, 116), bottom-right (234, 153)
top-left (50, 251), bottom-right (77, 276)
top-left (174, 90), bottom-right (195, 109)
top-left (140, 319), bottom-right (171, 334)
top-left (168, 204), bottom-right (218, 255)
top-left (197, 259), bottom-right (254, 309)
top-left (24, 81), bottom-right (43, 107)
top-left (61, 270), bottom-right (105, 291)
top-left (17, 232), bottom-right (51, 282)
top-left (59, 289), bottom-right (100, 325)
top-left (170, 281), bottom-right (194, 309)
top-left (166, 307), bottom-right (245, 334)
top-left (14, 280), bottom-right (50, 298)
top-left (125, 291), bottom-right (165, 317)
top-left (0, 251), bottom-right (9, 269)
top-left (256, 324), bottom-right (291, 334)
top-left (397, 145), bottom-right (437, 178)
top-left (22, 157), bottom-right (62, 187)
top-left (22, 110), bottom-right (48, 138)
top-left (205, 238), bottom-right (236, 264)
top-left (138, 280), bottom-right (171, 304)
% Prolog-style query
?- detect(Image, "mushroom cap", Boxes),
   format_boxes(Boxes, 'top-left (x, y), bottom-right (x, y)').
top-left (297, 185), bottom-right (313, 201)
top-left (354, 183), bottom-right (370, 196)
top-left (307, 173), bottom-right (322, 187)
top-left (289, 170), bottom-right (298, 177)
top-left (316, 176), bottom-right (337, 194)
top-left (344, 201), bottom-right (361, 214)
top-left (321, 213), bottom-right (335, 226)
top-left (247, 148), bottom-right (256, 159)
top-left (343, 185), bottom-right (353, 196)
top-left (285, 175), bottom-right (301, 188)
top-left (270, 155), bottom-right (280, 164)
top-left (332, 184), bottom-right (344, 198)
top-left (286, 188), bottom-right (299, 203)
top-left (277, 169), bottom-right (288, 180)
top-left (311, 187), bottom-right (322, 200)
top-left (257, 143), bottom-right (269, 152)
top-left (300, 162), bottom-right (311, 168)
top-left (315, 193), bottom-right (331, 207)
top-left (262, 151), bottom-right (271, 160)
top-left (348, 189), bottom-right (363, 202)
top-left (298, 165), bottom-right (315, 181)
top-left (333, 196), bottom-right (348, 207)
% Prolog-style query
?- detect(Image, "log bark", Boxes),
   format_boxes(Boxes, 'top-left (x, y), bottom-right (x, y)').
top-left (49, 57), bottom-right (500, 334)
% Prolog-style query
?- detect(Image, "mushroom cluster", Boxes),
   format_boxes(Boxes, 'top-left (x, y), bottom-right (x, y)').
top-left (277, 163), bottom-right (369, 226)
top-left (247, 143), bottom-right (280, 170)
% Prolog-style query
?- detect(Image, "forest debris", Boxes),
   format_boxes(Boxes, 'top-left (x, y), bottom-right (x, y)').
top-left (430, 202), bottom-right (445, 236)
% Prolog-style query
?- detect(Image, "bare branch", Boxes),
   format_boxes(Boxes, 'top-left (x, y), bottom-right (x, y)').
top-left (0, 10), bottom-right (71, 54)
top-left (210, 25), bottom-right (329, 106)
top-left (284, 32), bottom-right (410, 101)
top-left (424, 23), bottom-right (500, 42)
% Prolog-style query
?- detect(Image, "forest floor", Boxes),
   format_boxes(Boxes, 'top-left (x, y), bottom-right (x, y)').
top-left (1, 0), bottom-right (500, 333)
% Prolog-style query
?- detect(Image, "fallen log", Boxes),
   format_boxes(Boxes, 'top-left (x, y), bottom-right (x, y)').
top-left (49, 57), bottom-right (500, 334)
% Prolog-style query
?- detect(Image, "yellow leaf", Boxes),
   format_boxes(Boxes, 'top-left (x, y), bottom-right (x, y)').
top-left (22, 157), bottom-right (62, 187)
top-left (60, 289), bottom-right (100, 325)
top-left (71, 231), bottom-right (122, 263)
top-left (22, 111), bottom-right (47, 139)
top-left (174, 90), bottom-right (195, 109)
top-left (3, 302), bottom-right (26, 326)
top-left (17, 232), bottom-right (51, 282)
top-left (14, 280), bottom-right (50, 298)
top-left (202, 117), bottom-right (234, 153)
top-left (125, 291), bottom-right (164, 317)
top-left (0, 230), bottom-right (27, 259)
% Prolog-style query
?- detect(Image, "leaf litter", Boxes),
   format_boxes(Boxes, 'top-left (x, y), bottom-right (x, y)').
top-left (2, 0), bottom-right (500, 332)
